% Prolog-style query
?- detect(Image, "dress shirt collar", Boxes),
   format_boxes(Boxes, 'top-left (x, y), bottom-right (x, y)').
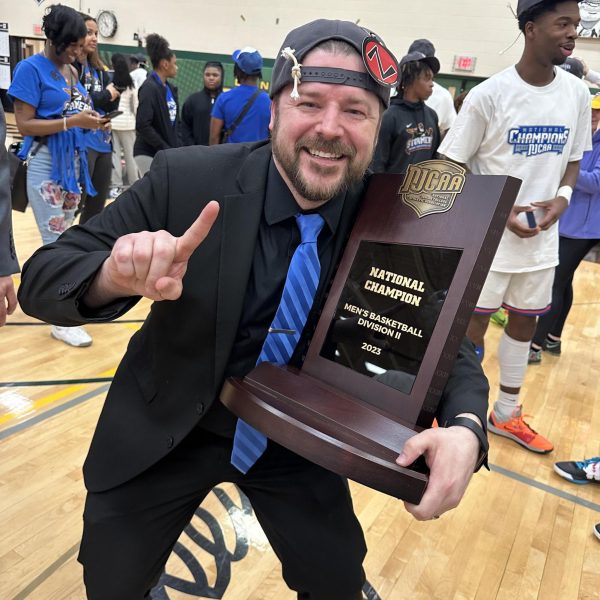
top-left (264, 158), bottom-right (345, 235)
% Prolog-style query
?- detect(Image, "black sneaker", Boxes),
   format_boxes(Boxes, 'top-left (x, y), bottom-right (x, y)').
top-left (554, 458), bottom-right (600, 484)
top-left (544, 337), bottom-right (561, 355)
top-left (594, 523), bottom-right (600, 541)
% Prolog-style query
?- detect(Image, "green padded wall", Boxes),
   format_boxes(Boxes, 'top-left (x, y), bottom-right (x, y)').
top-left (99, 43), bottom-right (274, 105)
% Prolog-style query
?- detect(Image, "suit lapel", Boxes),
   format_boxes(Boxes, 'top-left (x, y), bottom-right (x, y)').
top-left (213, 145), bottom-right (271, 387)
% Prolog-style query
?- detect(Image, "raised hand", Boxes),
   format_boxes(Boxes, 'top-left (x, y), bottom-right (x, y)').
top-left (85, 201), bottom-right (220, 307)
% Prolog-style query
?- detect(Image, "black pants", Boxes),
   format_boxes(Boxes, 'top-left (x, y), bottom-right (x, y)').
top-left (78, 429), bottom-right (366, 600)
top-left (80, 149), bottom-right (112, 224)
top-left (532, 235), bottom-right (599, 347)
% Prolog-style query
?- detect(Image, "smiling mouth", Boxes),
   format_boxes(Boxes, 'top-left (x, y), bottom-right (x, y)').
top-left (306, 148), bottom-right (344, 160)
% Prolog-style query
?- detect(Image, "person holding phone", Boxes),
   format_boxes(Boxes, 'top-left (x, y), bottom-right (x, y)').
top-left (76, 13), bottom-right (121, 224)
top-left (529, 93), bottom-right (600, 362)
top-left (17, 19), bottom-right (489, 598)
top-left (8, 4), bottom-right (107, 347)
top-left (439, 0), bottom-right (591, 452)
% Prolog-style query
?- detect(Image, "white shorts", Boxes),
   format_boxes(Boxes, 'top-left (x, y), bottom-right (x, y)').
top-left (474, 267), bottom-right (555, 316)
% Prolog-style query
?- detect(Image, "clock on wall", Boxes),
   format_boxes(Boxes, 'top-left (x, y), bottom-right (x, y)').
top-left (97, 10), bottom-right (118, 38)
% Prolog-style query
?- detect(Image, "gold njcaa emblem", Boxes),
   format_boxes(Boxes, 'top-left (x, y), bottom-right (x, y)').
top-left (398, 160), bottom-right (466, 218)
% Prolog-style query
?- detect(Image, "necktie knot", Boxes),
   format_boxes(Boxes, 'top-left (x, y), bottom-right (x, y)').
top-left (296, 213), bottom-right (324, 244)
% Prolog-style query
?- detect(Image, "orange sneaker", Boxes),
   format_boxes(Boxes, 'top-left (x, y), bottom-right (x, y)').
top-left (488, 406), bottom-right (553, 453)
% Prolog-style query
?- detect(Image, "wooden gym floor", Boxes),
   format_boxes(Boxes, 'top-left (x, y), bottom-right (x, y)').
top-left (1, 130), bottom-right (599, 600)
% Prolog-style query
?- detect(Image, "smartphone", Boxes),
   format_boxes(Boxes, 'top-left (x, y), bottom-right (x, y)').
top-left (102, 110), bottom-right (123, 121)
top-left (526, 211), bottom-right (537, 228)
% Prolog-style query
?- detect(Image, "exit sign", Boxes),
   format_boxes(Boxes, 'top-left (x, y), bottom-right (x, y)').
top-left (33, 24), bottom-right (43, 36)
top-left (453, 55), bottom-right (477, 72)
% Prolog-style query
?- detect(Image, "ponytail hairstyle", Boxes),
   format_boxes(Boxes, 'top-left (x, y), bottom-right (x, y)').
top-left (146, 33), bottom-right (174, 70)
top-left (80, 14), bottom-right (106, 71)
top-left (42, 4), bottom-right (86, 56)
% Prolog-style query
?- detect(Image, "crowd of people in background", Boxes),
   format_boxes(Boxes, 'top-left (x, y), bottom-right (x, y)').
top-left (2, 4), bottom-right (274, 350)
top-left (1, 2), bottom-right (598, 546)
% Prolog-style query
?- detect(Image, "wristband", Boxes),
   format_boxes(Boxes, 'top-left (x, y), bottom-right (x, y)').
top-left (444, 416), bottom-right (489, 472)
top-left (557, 185), bottom-right (573, 204)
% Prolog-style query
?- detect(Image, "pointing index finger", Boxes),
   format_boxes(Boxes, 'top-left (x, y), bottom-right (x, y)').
top-left (175, 201), bottom-right (220, 261)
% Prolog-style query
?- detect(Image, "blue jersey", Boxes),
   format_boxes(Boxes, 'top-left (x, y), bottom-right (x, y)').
top-left (8, 53), bottom-right (96, 194)
top-left (81, 63), bottom-right (112, 153)
top-left (152, 72), bottom-right (178, 127)
top-left (212, 84), bottom-right (271, 143)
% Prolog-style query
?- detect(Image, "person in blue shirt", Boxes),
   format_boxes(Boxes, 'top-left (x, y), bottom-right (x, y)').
top-left (76, 14), bottom-right (121, 224)
top-left (209, 47), bottom-right (271, 144)
top-left (8, 4), bottom-right (108, 347)
top-left (530, 93), bottom-right (600, 362)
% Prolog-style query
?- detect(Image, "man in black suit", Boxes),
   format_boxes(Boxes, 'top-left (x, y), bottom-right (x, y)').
top-left (18, 19), bottom-right (489, 600)
top-left (0, 104), bottom-right (19, 326)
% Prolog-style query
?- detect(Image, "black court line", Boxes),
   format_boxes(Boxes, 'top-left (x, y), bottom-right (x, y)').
top-left (11, 542), bottom-right (80, 600)
top-left (490, 464), bottom-right (600, 512)
top-left (0, 383), bottom-right (111, 441)
top-left (0, 377), bottom-right (113, 387)
top-left (4, 319), bottom-right (145, 326)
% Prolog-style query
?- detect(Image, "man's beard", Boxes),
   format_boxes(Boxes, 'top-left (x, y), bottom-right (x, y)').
top-left (271, 117), bottom-right (372, 203)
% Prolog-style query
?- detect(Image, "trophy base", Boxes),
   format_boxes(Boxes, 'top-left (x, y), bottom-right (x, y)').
top-left (220, 363), bottom-right (429, 504)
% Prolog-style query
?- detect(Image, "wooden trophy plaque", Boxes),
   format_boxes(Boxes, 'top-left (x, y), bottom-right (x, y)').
top-left (221, 161), bottom-right (521, 503)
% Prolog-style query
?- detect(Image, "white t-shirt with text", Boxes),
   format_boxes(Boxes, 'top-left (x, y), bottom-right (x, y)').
top-left (439, 65), bottom-right (592, 273)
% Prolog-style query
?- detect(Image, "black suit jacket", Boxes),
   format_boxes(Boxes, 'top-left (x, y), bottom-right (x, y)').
top-left (0, 104), bottom-right (19, 277)
top-left (18, 141), bottom-right (488, 493)
top-left (134, 73), bottom-right (180, 157)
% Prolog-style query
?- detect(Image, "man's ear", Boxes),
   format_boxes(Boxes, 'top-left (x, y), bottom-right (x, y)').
top-left (269, 95), bottom-right (278, 133)
top-left (524, 20), bottom-right (536, 40)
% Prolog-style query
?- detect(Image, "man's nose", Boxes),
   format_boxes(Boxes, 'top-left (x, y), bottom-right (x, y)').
top-left (315, 105), bottom-right (344, 138)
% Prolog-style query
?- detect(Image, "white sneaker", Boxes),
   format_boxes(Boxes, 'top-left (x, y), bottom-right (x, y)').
top-left (50, 325), bottom-right (93, 347)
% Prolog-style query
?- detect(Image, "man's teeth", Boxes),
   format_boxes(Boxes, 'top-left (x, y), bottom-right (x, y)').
top-left (308, 149), bottom-right (342, 159)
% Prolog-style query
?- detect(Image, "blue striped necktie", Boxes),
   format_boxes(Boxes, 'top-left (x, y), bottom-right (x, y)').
top-left (231, 213), bottom-right (325, 474)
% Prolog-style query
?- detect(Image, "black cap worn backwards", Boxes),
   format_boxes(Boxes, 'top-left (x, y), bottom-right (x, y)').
top-left (516, 0), bottom-right (550, 17)
top-left (270, 19), bottom-right (398, 107)
top-left (408, 38), bottom-right (436, 57)
top-left (400, 51), bottom-right (441, 75)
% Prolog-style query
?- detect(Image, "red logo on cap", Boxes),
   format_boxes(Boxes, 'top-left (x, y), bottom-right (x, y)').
top-left (362, 37), bottom-right (398, 88)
